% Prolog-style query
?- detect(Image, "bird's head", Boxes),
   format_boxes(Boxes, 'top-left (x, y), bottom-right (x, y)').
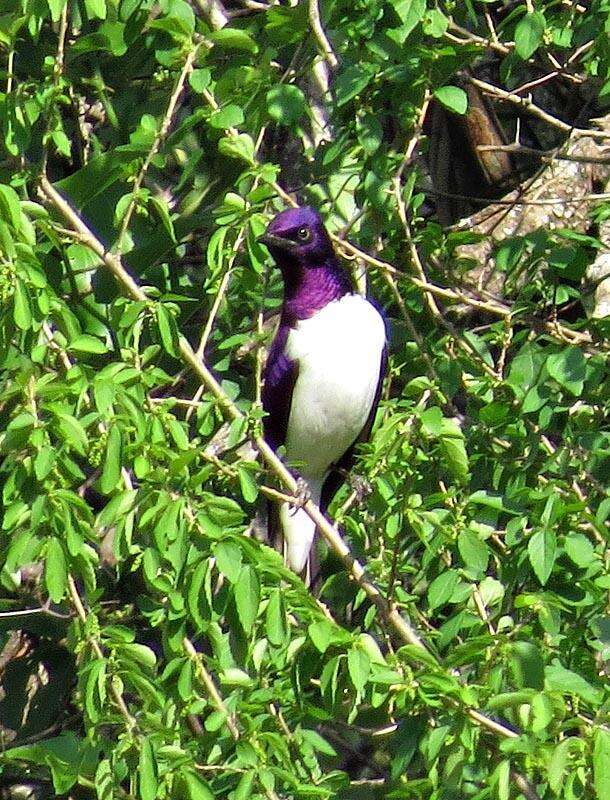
top-left (258, 206), bottom-right (334, 268)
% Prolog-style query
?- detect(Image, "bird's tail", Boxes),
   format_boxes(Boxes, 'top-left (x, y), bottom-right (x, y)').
top-left (277, 478), bottom-right (322, 584)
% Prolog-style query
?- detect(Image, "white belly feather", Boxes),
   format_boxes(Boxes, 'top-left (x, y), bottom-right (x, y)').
top-left (284, 293), bottom-right (385, 478)
top-left (279, 294), bottom-right (385, 575)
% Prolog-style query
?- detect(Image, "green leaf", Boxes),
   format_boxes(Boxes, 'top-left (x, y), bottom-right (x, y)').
top-left (510, 642), bottom-right (544, 690)
top-left (46, 0), bottom-right (67, 23)
top-left (433, 86), bottom-right (468, 115)
top-left (183, 772), bottom-right (214, 800)
top-left (213, 540), bottom-right (242, 582)
top-left (266, 85), bottom-right (307, 126)
top-left (549, 738), bottom-right (580, 794)
top-left (93, 380), bottom-right (115, 416)
top-left (301, 729), bottom-right (337, 756)
top-left (52, 129), bottom-right (71, 157)
top-left (420, 406), bottom-right (443, 436)
top-left (594, 729), bottom-right (610, 800)
top-left (514, 12), bottom-right (546, 60)
top-left (85, 660), bottom-right (107, 723)
top-left (546, 347), bottom-right (586, 395)
top-left (218, 134), bottom-right (255, 164)
top-left (428, 570), bottom-right (460, 610)
top-left (45, 538), bottom-right (67, 603)
top-left (335, 64), bottom-right (376, 107)
top-left (507, 342), bottom-right (543, 396)
top-left (531, 692), bottom-right (554, 732)
top-left (357, 113), bottom-right (383, 155)
top-left (139, 739), bottom-right (157, 800)
top-left (564, 533), bottom-right (595, 568)
top-left (35, 445), bottom-right (56, 480)
top-left (422, 8), bottom-right (448, 37)
top-left (238, 465), bottom-right (258, 504)
top-left (69, 334), bottom-right (108, 354)
top-left (189, 68), bottom-right (211, 94)
top-left (234, 565), bottom-right (260, 633)
top-left (157, 304), bottom-right (180, 357)
top-left (85, 0), bottom-right (107, 19)
top-left (457, 529), bottom-right (489, 575)
top-left (234, 773), bottom-right (255, 800)
top-left (13, 278), bottom-right (32, 330)
top-left (99, 425), bottom-right (122, 494)
top-left (545, 661), bottom-right (603, 705)
top-left (348, 646), bottom-right (370, 692)
top-left (440, 433), bottom-right (469, 482)
top-left (389, 0), bottom-right (426, 42)
top-left (0, 183), bottom-right (24, 229)
top-left (528, 529), bottom-right (556, 585)
top-left (55, 412), bottom-right (88, 456)
top-left (209, 28), bottom-right (259, 53)
top-left (265, 589), bottom-right (287, 646)
top-left (308, 619), bottom-right (350, 653)
top-left (495, 759), bottom-right (510, 800)
top-left (209, 104), bottom-right (244, 129)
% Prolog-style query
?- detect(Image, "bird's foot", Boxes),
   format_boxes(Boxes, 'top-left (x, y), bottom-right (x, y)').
top-left (289, 477), bottom-right (311, 515)
top-left (347, 472), bottom-right (372, 501)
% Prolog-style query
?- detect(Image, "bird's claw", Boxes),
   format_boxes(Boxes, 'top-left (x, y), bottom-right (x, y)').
top-left (348, 473), bottom-right (372, 501)
top-left (289, 477), bottom-right (311, 515)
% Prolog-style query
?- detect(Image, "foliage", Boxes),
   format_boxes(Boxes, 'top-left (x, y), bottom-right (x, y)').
top-left (0, 0), bottom-right (609, 798)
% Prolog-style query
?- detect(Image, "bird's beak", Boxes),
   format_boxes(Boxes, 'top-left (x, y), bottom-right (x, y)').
top-left (257, 232), bottom-right (290, 250)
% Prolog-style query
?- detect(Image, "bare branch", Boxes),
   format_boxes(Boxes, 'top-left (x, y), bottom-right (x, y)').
top-left (470, 76), bottom-right (610, 139)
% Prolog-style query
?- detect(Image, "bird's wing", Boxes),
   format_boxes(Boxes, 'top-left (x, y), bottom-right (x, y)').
top-left (262, 325), bottom-right (301, 567)
top-left (320, 342), bottom-right (387, 511)
top-left (262, 324), bottom-right (300, 451)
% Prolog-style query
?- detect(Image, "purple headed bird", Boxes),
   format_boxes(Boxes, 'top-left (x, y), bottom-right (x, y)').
top-left (259, 206), bottom-right (387, 582)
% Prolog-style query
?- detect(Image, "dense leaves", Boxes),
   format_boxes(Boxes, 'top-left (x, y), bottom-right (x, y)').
top-left (0, 0), bottom-right (609, 798)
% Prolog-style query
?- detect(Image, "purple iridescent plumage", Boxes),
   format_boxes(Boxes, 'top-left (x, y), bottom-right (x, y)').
top-left (259, 206), bottom-right (387, 581)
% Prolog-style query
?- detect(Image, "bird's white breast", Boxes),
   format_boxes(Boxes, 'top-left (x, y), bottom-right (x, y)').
top-left (284, 293), bottom-right (385, 481)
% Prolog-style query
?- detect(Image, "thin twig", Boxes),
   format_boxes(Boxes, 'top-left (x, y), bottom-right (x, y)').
top-left (68, 575), bottom-right (138, 731)
top-left (6, 49), bottom-right (14, 95)
top-left (183, 637), bottom-right (240, 739)
top-left (116, 42), bottom-right (202, 251)
top-left (469, 76), bottom-right (610, 140)
top-left (475, 142), bottom-right (610, 166)
top-left (54, 2), bottom-right (69, 83)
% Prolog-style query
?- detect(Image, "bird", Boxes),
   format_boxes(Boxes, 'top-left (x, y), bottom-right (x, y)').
top-left (258, 206), bottom-right (387, 583)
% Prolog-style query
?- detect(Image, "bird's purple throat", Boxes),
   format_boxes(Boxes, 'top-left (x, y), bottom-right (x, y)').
top-left (258, 206), bottom-right (352, 323)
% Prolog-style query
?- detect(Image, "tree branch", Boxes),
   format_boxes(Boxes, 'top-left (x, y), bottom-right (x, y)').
top-left (308, 0), bottom-right (338, 69)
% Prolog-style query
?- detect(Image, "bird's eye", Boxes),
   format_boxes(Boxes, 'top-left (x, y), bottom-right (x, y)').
top-left (297, 226), bottom-right (310, 241)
